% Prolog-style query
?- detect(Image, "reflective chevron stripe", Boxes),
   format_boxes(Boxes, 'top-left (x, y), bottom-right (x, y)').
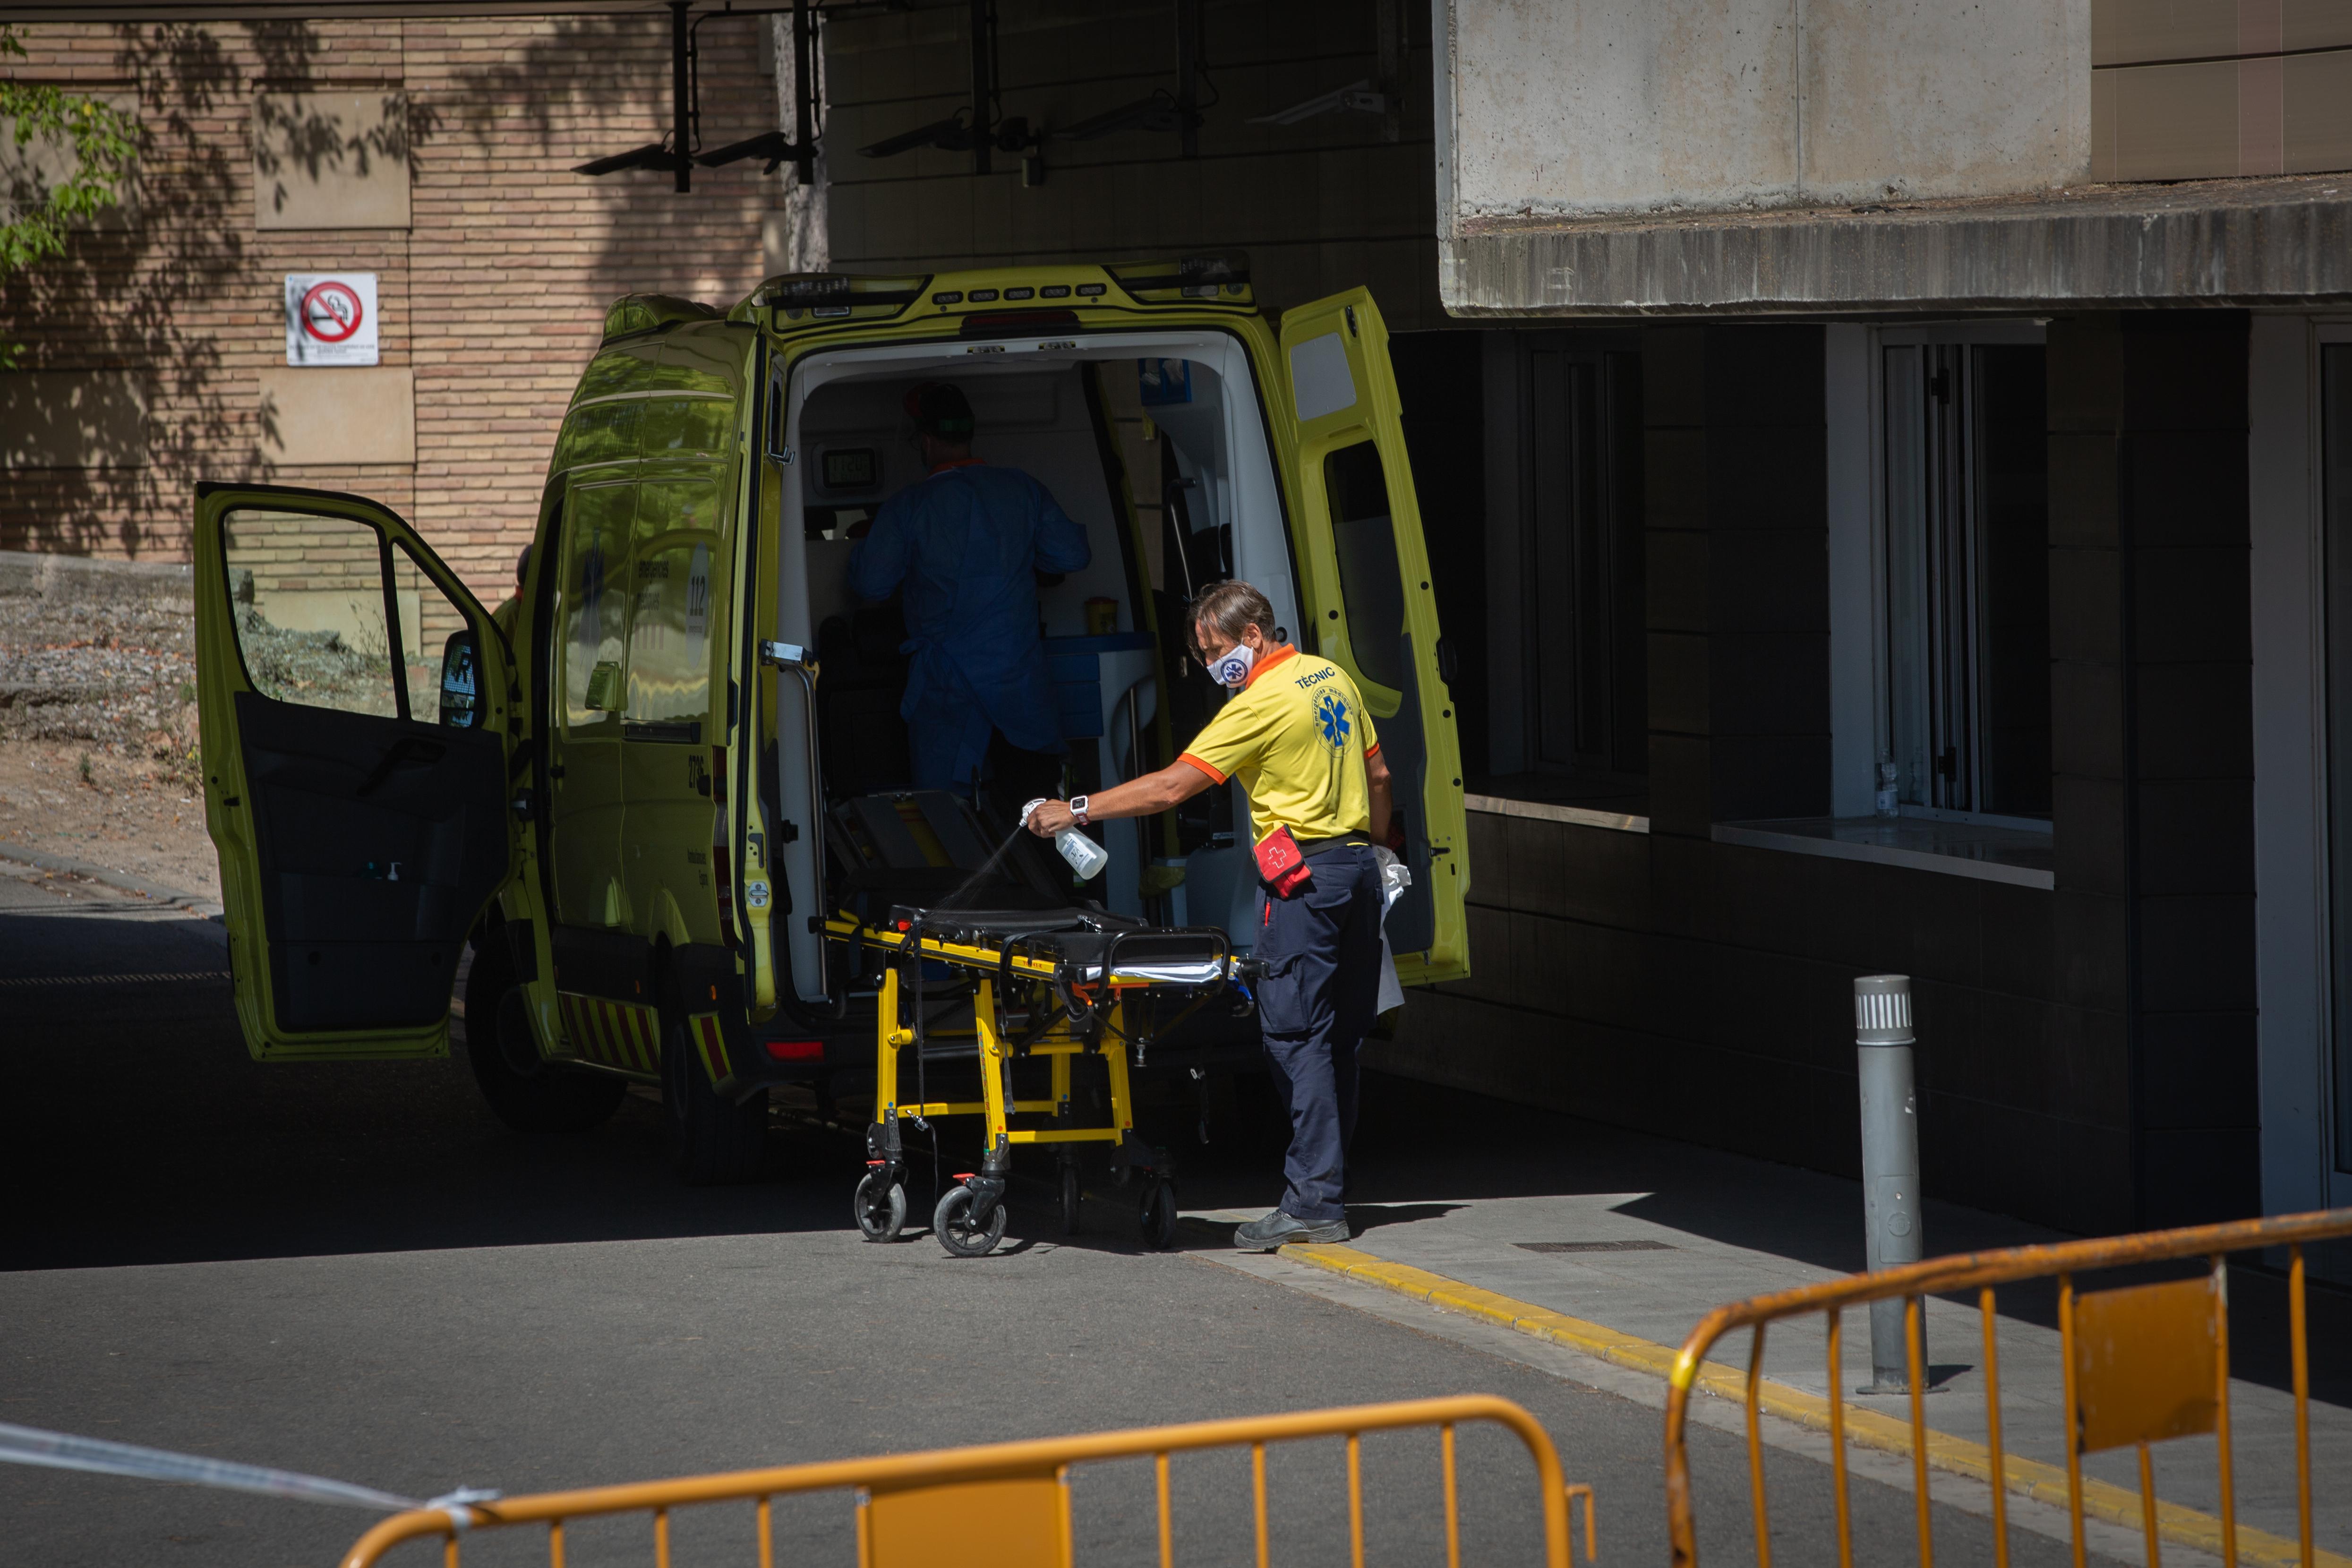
top-left (689, 1012), bottom-right (729, 1084)
top-left (556, 992), bottom-right (660, 1073)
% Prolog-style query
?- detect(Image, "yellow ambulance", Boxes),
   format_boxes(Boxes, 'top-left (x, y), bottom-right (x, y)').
top-left (195, 257), bottom-right (1468, 1186)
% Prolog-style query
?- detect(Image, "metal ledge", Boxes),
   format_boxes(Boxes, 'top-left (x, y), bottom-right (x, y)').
top-left (1711, 818), bottom-right (2055, 889)
top-left (1464, 794), bottom-right (1649, 834)
top-left (1441, 172), bottom-right (2352, 316)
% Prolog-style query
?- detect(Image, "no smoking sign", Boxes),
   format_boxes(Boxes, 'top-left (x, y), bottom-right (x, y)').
top-left (283, 272), bottom-right (379, 366)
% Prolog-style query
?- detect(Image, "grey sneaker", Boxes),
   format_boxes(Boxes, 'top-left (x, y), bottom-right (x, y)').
top-left (1234, 1209), bottom-right (1349, 1250)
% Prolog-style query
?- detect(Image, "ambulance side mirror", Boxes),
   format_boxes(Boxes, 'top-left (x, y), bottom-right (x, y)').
top-left (437, 629), bottom-right (481, 728)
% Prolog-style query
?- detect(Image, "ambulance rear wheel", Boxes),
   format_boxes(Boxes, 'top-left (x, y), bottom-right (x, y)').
top-left (934, 1185), bottom-right (1008, 1258)
top-left (1138, 1179), bottom-right (1178, 1251)
top-left (464, 941), bottom-right (625, 1135)
top-left (854, 1170), bottom-right (907, 1242)
top-left (661, 1011), bottom-right (767, 1186)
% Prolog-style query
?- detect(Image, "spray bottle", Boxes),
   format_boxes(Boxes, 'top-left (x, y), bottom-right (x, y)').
top-left (1022, 798), bottom-right (1110, 881)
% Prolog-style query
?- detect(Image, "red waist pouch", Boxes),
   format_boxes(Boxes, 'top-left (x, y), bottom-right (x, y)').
top-left (1254, 825), bottom-right (1314, 898)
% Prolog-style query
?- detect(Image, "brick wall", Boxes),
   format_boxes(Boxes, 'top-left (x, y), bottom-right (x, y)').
top-left (0, 17), bottom-right (784, 606)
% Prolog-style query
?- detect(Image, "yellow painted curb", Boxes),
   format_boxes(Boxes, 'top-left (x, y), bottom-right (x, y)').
top-left (1278, 1242), bottom-right (2339, 1568)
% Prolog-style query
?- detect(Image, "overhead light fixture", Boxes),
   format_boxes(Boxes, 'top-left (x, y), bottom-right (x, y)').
top-left (574, 142), bottom-right (680, 177)
top-left (575, 0), bottom-right (828, 192)
top-left (1057, 0), bottom-right (1211, 157)
top-left (860, 112), bottom-right (982, 160)
top-left (697, 129), bottom-right (811, 174)
top-left (1057, 91), bottom-right (1197, 142)
top-left (573, 0), bottom-right (695, 192)
top-left (1250, 79), bottom-right (1385, 127)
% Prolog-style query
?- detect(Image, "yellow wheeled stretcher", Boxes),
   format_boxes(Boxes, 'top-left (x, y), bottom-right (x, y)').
top-left (824, 904), bottom-right (1234, 1255)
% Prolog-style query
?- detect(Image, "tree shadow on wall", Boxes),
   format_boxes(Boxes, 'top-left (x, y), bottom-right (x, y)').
top-left (440, 12), bottom-right (780, 309)
top-left (0, 21), bottom-right (441, 558)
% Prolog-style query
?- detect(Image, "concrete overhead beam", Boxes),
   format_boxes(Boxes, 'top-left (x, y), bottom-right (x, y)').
top-left (1439, 173), bottom-right (2352, 317)
top-left (0, 1), bottom-right (717, 17)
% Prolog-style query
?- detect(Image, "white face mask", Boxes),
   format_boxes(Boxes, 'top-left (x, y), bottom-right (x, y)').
top-left (1206, 641), bottom-right (1256, 688)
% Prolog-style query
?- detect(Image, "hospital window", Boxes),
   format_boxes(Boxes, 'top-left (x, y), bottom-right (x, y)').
top-left (1880, 342), bottom-right (2052, 821)
top-left (1524, 346), bottom-right (1646, 779)
top-left (2318, 344), bottom-right (2352, 1170)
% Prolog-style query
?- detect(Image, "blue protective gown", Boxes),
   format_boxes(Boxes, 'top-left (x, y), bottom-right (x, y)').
top-left (847, 462), bottom-right (1092, 790)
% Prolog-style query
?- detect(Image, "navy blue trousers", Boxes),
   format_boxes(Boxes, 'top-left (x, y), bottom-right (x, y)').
top-left (1254, 842), bottom-right (1384, 1225)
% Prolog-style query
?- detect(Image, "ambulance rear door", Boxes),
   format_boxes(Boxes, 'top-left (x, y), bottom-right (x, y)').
top-left (1273, 291), bottom-right (1469, 984)
top-left (194, 483), bottom-right (520, 1058)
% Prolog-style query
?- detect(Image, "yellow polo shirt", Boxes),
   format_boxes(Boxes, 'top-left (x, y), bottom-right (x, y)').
top-left (1178, 645), bottom-right (1381, 842)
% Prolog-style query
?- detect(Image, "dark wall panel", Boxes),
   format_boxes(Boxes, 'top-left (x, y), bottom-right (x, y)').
top-left (1376, 309), bottom-right (2255, 1239)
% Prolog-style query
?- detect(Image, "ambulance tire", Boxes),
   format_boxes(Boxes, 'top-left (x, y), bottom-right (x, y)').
top-left (661, 1011), bottom-right (768, 1186)
top-left (464, 943), bottom-right (627, 1135)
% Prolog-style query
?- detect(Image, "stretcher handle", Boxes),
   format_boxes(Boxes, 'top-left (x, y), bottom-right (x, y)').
top-left (1102, 926), bottom-right (1232, 998)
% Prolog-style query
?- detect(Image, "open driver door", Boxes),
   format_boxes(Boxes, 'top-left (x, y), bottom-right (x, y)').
top-left (1275, 289), bottom-right (1470, 984)
top-left (194, 483), bottom-right (520, 1059)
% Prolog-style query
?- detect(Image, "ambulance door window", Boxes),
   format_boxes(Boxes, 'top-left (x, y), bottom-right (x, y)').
top-left (619, 477), bottom-right (723, 942)
top-left (551, 480), bottom-right (633, 928)
top-left (222, 508), bottom-right (402, 718)
top-left (389, 544), bottom-right (479, 727)
top-left (625, 479), bottom-right (720, 733)
top-left (1322, 438), bottom-right (1435, 952)
top-left (1324, 442), bottom-right (1410, 694)
top-left (562, 482), bottom-right (633, 726)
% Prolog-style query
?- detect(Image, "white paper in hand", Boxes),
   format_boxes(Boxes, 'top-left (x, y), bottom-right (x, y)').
top-left (1371, 846), bottom-right (1411, 1015)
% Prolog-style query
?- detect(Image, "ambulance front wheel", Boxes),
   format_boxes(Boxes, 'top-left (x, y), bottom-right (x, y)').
top-left (854, 1170), bottom-right (907, 1242)
top-left (661, 1011), bottom-right (767, 1186)
top-left (934, 1185), bottom-right (1009, 1258)
top-left (464, 940), bottom-right (626, 1135)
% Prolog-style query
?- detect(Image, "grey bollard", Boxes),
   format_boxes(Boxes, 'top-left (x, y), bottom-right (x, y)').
top-left (1854, 975), bottom-right (1924, 1394)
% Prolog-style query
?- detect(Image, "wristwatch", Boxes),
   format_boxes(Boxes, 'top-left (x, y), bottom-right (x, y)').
top-left (1069, 794), bottom-right (1091, 825)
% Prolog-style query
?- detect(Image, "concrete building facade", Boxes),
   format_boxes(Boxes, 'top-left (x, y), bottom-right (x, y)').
top-left (1392, 0), bottom-right (2352, 1242)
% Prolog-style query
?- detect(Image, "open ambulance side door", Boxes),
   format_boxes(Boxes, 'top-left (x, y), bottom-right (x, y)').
top-left (1274, 291), bottom-right (1470, 984)
top-left (194, 483), bottom-right (519, 1059)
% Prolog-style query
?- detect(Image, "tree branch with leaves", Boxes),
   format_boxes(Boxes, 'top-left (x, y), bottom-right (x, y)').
top-left (2, 24), bottom-right (141, 368)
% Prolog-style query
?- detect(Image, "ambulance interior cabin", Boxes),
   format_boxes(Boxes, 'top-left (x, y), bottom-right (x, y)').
top-left (770, 335), bottom-right (1294, 999)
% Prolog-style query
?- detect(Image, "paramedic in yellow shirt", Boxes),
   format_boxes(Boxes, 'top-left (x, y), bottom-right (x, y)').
top-left (1025, 580), bottom-right (1391, 1248)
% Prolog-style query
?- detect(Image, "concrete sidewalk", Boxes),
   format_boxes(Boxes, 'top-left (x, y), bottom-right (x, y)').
top-left (1176, 1082), bottom-right (2352, 1562)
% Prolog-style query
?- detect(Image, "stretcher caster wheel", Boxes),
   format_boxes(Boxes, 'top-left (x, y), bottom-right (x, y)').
top-left (853, 1171), bottom-right (907, 1243)
top-left (935, 1185), bottom-right (1008, 1258)
top-left (1138, 1179), bottom-right (1178, 1251)
top-left (1057, 1161), bottom-right (1082, 1236)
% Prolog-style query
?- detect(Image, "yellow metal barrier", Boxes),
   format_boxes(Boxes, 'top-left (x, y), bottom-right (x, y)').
top-left (342, 1394), bottom-right (1599, 1568)
top-left (1663, 1206), bottom-right (2352, 1568)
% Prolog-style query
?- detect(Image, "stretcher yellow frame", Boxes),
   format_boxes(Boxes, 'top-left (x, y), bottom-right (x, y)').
top-left (826, 914), bottom-right (1214, 1254)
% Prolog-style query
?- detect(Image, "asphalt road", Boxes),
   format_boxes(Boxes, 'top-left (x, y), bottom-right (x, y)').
top-left (0, 873), bottom-right (2084, 1567)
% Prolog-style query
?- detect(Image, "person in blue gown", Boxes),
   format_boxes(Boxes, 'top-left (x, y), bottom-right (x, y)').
top-left (847, 382), bottom-right (1092, 811)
